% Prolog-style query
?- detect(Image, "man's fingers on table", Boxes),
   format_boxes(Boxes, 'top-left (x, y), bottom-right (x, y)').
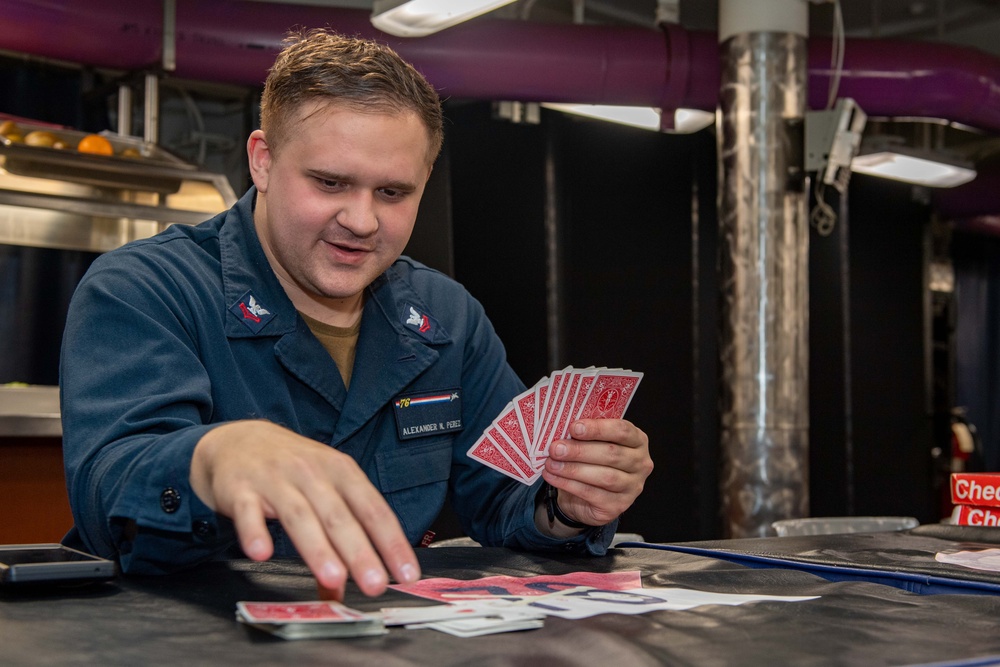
top-left (344, 488), bottom-right (421, 586)
top-left (307, 489), bottom-right (393, 597)
top-left (317, 582), bottom-right (346, 602)
top-left (228, 490), bottom-right (275, 561)
top-left (307, 456), bottom-right (418, 593)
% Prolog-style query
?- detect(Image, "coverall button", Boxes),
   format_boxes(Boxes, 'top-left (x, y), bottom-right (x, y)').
top-left (193, 520), bottom-right (214, 538)
top-left (159, 487), bottom-right (181, 513)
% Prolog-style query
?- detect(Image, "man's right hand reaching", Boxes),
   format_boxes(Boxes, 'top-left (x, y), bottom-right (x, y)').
top-left (189, 420), bottom-right (420, 600)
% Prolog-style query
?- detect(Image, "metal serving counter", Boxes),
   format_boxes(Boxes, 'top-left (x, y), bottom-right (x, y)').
top-left (0, 116), bottom-right (236, 253)
top-left (0, 385), bottom-right (61, 437)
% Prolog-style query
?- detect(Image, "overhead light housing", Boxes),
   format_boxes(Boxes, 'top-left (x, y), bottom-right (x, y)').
top-left (541, 104), bottom-right (714, 134)
top-left (371, 0), bottom-right (517, 37)
top-left (851, 137), bottom-right (976, 188)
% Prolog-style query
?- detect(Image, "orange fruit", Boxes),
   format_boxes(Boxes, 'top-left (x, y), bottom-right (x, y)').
top-left (0, 120), bottom-right (20, 136)
top-left (77, 134), bottom-right (114, 156)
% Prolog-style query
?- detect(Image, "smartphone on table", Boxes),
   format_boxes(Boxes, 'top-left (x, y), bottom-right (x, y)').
top-left (0, 543), bottom-right (116, 586)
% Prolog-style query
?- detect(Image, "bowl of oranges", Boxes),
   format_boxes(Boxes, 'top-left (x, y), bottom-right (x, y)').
top-left (0, 118), bottom-right (145, 159)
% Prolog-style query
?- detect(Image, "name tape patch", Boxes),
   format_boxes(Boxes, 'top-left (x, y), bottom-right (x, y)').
top-left (393, 388), bottom-right (463, 440)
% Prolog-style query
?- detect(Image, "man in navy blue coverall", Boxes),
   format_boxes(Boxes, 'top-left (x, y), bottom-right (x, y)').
top-left (60, 29), bottom-right (653, 601)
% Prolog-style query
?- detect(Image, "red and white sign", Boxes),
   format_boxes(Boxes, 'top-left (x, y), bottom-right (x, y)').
top-left (950, 473), bottom-right (1000, 509)
top-left (954, 505), bottom-right (1000, 527)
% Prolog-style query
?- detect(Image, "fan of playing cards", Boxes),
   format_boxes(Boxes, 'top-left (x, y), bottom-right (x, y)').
top-left (468, 366), bottom-right (643, 485)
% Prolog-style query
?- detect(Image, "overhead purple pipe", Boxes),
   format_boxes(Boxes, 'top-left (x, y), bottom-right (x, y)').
top-left (932, 163), bottom-right (1000, 219)
top-left (0, 0), bottom-right (715, 111)
top-left (952, 215), bottom-right (1000, 238)
top-left (808, 37), bottom-right (1000, 132)
top-left (3, 0), bottom-right (1000, 133)
top-left (3, 0), bottom-right (1000, 129)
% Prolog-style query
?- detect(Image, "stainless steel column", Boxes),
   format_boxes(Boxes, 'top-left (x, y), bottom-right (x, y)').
top-left (718, 0), bottom-right (810, 537)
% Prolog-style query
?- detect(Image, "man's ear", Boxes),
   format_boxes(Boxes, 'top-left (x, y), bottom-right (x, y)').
top-left (247, 129), bottom-right (272, 193)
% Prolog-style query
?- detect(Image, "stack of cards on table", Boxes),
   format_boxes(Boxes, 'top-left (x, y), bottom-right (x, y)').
top-left (468, 366), bottom-right (643, 484)
top-left (236, 601), bottom-right (386, 640)
top-left (236, 601), bottom-right (543, 640)
top-left (950, 472), bottom-right (1000, 526)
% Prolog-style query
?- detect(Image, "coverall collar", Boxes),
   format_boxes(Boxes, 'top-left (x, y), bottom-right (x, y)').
top-left (217, 186), bottom-right (453, 445)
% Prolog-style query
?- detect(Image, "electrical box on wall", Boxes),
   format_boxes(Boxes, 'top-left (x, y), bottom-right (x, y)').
top-left (805, 98), bottom-right (866, 191)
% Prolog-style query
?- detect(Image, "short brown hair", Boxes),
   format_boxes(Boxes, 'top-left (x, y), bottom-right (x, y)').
top-left (260, 28), bottom-right (444, 162)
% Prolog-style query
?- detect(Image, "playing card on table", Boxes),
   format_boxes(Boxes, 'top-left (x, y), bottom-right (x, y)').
top-left (467, 366), bottom-right (642, 485)
top-left (382, 604), bottom-right (545, 633)
top-left (236, 601), bottom-right (387, 640)
top-left (412, 612), bottom-right (544, 637)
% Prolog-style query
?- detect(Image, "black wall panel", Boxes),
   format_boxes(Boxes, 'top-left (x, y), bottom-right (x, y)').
top-left (550, 112), bottom-right (712, 542)
top-left (446, 102), bottom-right (720, 542)
top-left (839, 176), bottom-right (934, 520)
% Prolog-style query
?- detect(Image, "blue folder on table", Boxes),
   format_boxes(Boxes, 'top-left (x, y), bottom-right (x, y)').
top-left (620, 524), bottom-right (1000, 596)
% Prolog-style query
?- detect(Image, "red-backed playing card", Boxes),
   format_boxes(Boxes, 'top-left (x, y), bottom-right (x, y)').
top-left (486, 426), bottom-right (539, 482)
top-left (577, 370), bottom-right (643, 421)
top-left (493, 403), bottom-right (533, 465)
top-left (513, 387), bottom-right (538, 445)
top-left (468, 367), bottom-right (642, 486)
top-left (467, 433), bottom-right (526, 482)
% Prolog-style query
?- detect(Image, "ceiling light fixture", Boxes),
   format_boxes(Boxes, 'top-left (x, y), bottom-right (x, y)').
top-left (851, 137), bottom-right (976, 188)
top-left (541, 104), bottom-right (715, 134)
top-left (371, 0), bottom-right (517, 38)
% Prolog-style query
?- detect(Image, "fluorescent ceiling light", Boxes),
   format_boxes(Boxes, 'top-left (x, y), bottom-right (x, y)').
top-left (541, 104), bottom-right (715, 134)
top-left (371, 0), bottom-right (517, 37)
top-left (666, 108), bottom-right (716, 134)
top-left (542, 104), bottom-right (661, 131)
top-left (851, 150), bottom-right (976, 188)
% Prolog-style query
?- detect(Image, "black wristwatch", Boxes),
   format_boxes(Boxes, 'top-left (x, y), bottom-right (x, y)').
top-left (542, 482), bottom-right (589, 530)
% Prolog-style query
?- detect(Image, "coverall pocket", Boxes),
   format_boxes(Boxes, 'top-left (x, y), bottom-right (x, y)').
top-left (375, 437), bottom-right (452, 541)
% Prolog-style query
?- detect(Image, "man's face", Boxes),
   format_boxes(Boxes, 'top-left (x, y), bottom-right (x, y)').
top-left (249, 100), bottom-right (433, 318)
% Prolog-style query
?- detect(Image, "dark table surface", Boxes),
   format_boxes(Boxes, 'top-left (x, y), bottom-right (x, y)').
top-left (3, 542), bottom-right (1000, 667)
